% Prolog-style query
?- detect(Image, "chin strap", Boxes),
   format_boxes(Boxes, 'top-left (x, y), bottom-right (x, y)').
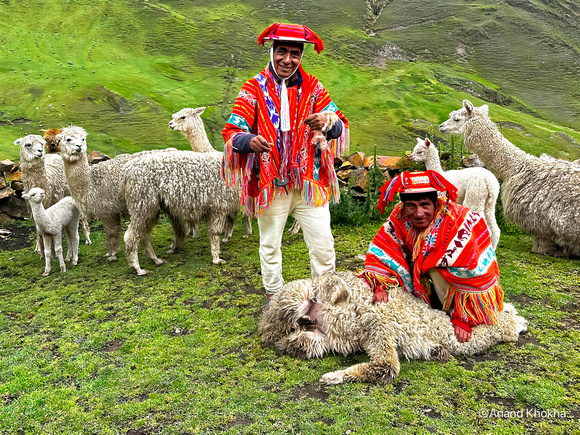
top-left (270, 47), bottom-right (303, 132)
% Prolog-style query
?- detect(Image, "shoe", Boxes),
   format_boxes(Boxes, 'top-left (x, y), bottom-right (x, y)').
top-left (261, 295), bottom-right (273, 312)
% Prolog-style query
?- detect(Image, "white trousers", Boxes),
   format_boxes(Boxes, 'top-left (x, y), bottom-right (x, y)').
top-left (258, 189), bottom-right (335, 294)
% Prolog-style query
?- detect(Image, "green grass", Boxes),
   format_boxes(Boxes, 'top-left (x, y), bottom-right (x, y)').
top-left (0, 217), bottom-right (579, 434)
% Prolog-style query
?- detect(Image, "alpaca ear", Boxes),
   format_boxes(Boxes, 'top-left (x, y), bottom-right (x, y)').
top-left (14, 138), bottom-right (22, 146)
top-left (479, 105), bottom-right (489, 116)
top-left (22, 193), bottom-right (30, 200)
top-left (463, 100), bottom-right (474, 114)
top-left (416, 137), bottom-right (422, 144)
top-left (193, 107), bottom-right (206, 115)
top-left (425, 138), bottom-right (431, 146)
top-left (330, 285), bottom-right (351, 306)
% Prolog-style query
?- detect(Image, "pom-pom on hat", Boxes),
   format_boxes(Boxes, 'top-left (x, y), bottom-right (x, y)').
top-left (258, 23), bottom-right (324, 54)
top-left (377, 170), bottom-right (459, 214)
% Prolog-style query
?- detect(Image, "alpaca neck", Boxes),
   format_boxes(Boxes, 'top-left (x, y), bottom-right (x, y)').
top-left (185, 119), bottom-right (216, 152)
top-left (423, 147), bottom-right (445, 174)
top-left (29, 201), bottom-right (49, 232)
top-left (462, 116), bottom-right (529, 180)
top-left (62, 153), bottom-right (92, 206)
top-left (21, 157), bottom-right (46, 185)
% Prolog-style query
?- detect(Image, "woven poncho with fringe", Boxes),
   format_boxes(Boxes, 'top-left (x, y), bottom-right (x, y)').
top-left (358, 199), bottom-right (503, 330)
top-left (221, 64), bottom-right (349, 217)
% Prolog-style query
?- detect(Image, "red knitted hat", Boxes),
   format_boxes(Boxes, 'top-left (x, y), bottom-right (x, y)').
top-left (376, 170), bottom-right (459, 214)
top-left (258, 23), bottom-right (324, 54)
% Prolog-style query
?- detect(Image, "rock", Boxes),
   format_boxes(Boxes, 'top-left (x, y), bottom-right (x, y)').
top-left (349, 168), bottom-right (368, 193)
top-left (347, 152), bottom-right (365, 168)
top-left (0, 177), bottom-right (6, 189)
top-left (0, 186), bottom-right (15, 200)
top-left (339, 160), bottom-right (355, 170)
top-left (0, 195), bottom-right (28, 219)
top-left (363, 156), bottom-right (402, 170)
top-left (336, 169), bottom-right (353, 181)
top-left (463, 153), bottom-right (485, 168)
top-left (0, 159), bottom-right (17, 173)
top-left (88, 150), bottom-right (110, 164)
top-left (5, 171), bottom-right (22, 182)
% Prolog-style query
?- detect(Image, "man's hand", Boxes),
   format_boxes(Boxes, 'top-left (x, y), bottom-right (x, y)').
top-left (373, 288), bottom-right (388, 304)
top-left (249, 135), bottom-right (272, 154)
top-left (303, 113), bottom-right (328, 131)
top-left (454, 324), bottom-right (471, 343)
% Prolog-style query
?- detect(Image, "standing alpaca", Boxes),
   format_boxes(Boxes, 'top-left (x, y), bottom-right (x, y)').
top-left (168, 106), bottom-right (252, 240)
top-left (409, 137), bottom-right (501, 248)
top-left (122, 150), bottom-right (242, 275)
top-left (15, 134), bottom-right (91, 251)
top-left (57, 126), bottom-right (170, 265)
top-left (440, 100), bottom-right (580, 257)
top-left (23, 188), bottom-right (80, 276)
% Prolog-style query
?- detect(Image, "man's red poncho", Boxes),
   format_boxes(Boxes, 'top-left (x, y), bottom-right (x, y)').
top-left (358, 172), bottom-right (503, 332)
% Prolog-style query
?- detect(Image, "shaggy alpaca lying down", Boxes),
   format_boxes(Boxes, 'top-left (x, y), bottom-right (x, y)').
top-left (259, 271), bottom-right (528, 385)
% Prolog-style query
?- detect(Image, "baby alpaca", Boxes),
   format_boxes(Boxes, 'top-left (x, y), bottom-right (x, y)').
top-left (409, 137), bottom-right (501, 248)
top-left (260, 271), bottom-right (527, 385)
top-left (23, 188), bottom-right (80, 276)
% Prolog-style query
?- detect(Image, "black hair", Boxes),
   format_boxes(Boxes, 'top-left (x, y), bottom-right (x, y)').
top-left (399, 190), bottom-right (438, 206)
top-left (273, 40), bottom-right (304, 52)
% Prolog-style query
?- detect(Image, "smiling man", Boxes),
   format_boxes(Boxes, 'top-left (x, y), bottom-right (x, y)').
top-left (358, 170), bottom-right (504, 343)
top-left (222, 23), bottom-right (349, 311)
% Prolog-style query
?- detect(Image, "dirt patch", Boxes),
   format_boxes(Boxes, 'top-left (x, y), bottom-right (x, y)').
top-left (101, 339), bottom-right (123, 352)
top-left (224, 417), bottom-right (252, 430)
top-left (516, 331), bottom-right (540, 347)
top-left (509, 293), bottom-right (536, 305)
top-left (292, 383), bottom-right (329, 402)
top-left (126, 428), bottom-right (150, 435)
top-left (478, 393), bottom-right (516, 409)
top-left (0, 221), bottom-right (34, 251)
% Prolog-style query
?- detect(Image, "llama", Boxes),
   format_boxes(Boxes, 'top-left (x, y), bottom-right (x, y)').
top-left (169, 106), bottom-right (252, 240)
top-left (15, 134), bottom-right (91, 252)
top-left (409, 137), bottom-right (501, 248)
top-left (260, 271), bottom-right (527, 385)
top-left (440, 100), bottom-right (580, 257)
top-left (22, 188), bottom-right (80, 276)
top-left (57, 126), bottom-right (170, 265)
top-left (122, 150), bottom-right (242, 275)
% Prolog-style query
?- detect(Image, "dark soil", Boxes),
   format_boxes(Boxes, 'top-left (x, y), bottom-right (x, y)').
top-left (0, 220), bottom-right (34, 251)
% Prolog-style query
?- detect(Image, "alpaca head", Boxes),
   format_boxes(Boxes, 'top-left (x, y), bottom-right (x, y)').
top-left (169, 107), bottom-right (206, 133)
top-left (259, 272), bottom-right (356, 360)
top-left (42, 128), bottom-right (63, 153)
top-left (439, 100), bottom-right (489, 134)
top-left (408, 137), bottom-right (435, 162)
top-left (22, 187), bottom-right (46, 204)
top-left (57, 126), bottom-right (88, 163)
top-left (14, 135), bottom-right (46, 162)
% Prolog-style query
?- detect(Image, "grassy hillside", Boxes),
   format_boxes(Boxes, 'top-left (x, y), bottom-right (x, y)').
top-left (1, 0), bottom-right (579, 163)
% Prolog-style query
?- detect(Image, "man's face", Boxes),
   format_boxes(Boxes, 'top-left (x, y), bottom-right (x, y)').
top-left (403, 198), bottom-right (436, 229)
top-left (272, 43), bottom-right (302, 79)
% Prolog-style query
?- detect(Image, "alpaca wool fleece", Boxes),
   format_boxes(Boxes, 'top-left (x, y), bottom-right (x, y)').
top-left (259, 271), bottom-right (527, 385)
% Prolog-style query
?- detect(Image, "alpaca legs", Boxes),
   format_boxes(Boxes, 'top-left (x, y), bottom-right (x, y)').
top-left (80, 215), bottom-right (92, 245)
top-left (244, 214), bottom-right (253, 238)
top-left (221, 213), bottom-right (236, 243)
top-left (166, 213), bottom-right (187, 254)
top-left (102, 217), bottom-right (122, 261)
top-left (207, 214), bottom-right (226, 264)
top-left (320, 340), bottom-right (401, 385)
top-left (484, 202), bottom-right (501, 249)
top-left (53, 232), bottom-right (66, 273)
top-left (124, 224), bottom-right (148, 276)
top-left (42, 235), bottom-right (53, 276)
top-left (64, 222), bottom-right (79, 266)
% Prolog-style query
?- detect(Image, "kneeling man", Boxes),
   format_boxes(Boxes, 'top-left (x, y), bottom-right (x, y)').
top-left (358, 170), bottom-right (503, 343)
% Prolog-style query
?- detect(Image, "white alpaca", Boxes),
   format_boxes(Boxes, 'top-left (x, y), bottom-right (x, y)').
top-left (440, 100), bottom-right (580, 257)
top-left (409, 137), bottom-right (501, 248)
top-left (57, 126), bottom-right (173, 265)
top-left (260, 271), bottom-right (527, 385)
top-left (169, 106), bottom-right (252, 240)
top-left (169, 107), bottom-right (215, 153)
top-left (22, 188), bottom-right (80, 276)
top-left (122, 150), bottom-right (242, 275)
top-left (15, 134), bottom-right (91, 253)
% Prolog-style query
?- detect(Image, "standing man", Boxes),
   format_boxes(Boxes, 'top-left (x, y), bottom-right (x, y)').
top-left (222, 23), bottom-right (349, 310)
top-left (358, 170), bottom-right (504, 343)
